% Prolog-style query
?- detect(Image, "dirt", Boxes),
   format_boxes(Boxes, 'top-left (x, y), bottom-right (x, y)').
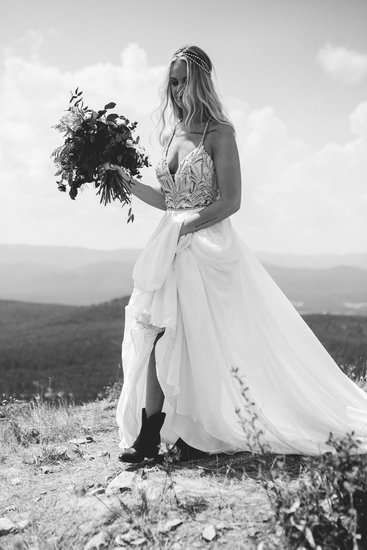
top-left (0, 400), bottom-right (282, 549)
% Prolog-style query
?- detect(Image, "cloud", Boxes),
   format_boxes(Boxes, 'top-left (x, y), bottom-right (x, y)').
top-left (0, 37), bottom-right (366, 255)
top-left (349, 101), bottom-right (367, 137)
top-left (229, 101), bottom-right (367, 254)
top-left (317, 43), bottom-right (367, 85)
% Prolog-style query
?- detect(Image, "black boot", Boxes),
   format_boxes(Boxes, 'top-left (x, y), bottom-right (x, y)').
top-left (118, 408), bottom-right (166, 463)
top-left (174, 437), bottom-right (209, 462)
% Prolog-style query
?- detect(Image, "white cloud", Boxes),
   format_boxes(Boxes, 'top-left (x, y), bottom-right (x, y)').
top-left (0, 38), bottom-right (366, 255)
top-left (317, 43), bottom-right (367, 85)
top-left (349, 101), bottom-right (367, 136)
top-left (229, 101), bottom-right (367, 254)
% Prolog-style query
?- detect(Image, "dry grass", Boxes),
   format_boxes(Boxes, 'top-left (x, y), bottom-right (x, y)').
top-left (1, 380), bottom-right (367, 550)
top-left (0, 396), bottom-right (279, 549)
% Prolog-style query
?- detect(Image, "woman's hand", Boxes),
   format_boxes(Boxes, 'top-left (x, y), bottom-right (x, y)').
top-left (97, 162), bottom-right (133, 191)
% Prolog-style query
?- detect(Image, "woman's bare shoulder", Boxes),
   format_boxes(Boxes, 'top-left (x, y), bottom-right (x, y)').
top-left (208, 122), bottom-right (235, 151)
top-left (208, 121), bottom-right (234, 139)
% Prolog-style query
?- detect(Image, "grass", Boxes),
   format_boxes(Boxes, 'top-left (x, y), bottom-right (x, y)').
top-left (1, 377), bottom-right (367, 549)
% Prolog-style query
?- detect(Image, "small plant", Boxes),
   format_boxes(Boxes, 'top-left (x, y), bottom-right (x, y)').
top-left (32, 445), bottom-right (71, 467)
top-left (267, 432), bottom-right (367, 549)
top-left (233, 366), bottom-right (367, 549)
top-left (102, 377), bottom-right (123, 402)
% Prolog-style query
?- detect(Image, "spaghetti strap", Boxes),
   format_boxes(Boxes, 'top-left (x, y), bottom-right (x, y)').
top-left (164, 121), bottom-right (179, 158)
top-left (199, 120), bottom-right (210, 146)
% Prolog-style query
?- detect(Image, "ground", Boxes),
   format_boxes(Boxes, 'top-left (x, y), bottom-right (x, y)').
top-left (0, 397), bottom-right (286, 549)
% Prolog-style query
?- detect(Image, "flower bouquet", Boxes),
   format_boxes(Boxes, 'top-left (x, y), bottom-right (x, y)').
top-left (51, 88), bottom-right (150, 222)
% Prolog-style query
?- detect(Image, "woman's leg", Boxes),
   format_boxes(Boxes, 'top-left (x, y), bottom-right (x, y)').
top-left (145, 329), bottom-right (165, 418)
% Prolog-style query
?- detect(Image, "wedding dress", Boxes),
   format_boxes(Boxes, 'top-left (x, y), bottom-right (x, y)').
top-left (116, 120), bottom-right (367, 456)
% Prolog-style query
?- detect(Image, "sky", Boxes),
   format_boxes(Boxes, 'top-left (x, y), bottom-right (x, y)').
top-left (0, 0), bottom-right (366, 254)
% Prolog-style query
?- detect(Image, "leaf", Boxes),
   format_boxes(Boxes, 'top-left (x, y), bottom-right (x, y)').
top-left (96, 109), bottom-right (107, 119)
top-left (69, 187), bottom-right (78, 200)
top-left (106, 113), bottom-right (119, 121)
top-left (104, 102), bottom-right (116, 109)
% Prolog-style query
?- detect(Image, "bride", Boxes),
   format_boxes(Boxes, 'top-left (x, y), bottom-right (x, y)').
top-left (104, 45), bottom-right (367, 462)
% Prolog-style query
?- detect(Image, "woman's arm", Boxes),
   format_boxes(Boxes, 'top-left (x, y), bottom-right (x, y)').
top-left (101, 163), bottom-right (167, 211)
top-left (128, 177), bottom-right (167, 211)
top-left (178, 124), bottom-right (242, 237)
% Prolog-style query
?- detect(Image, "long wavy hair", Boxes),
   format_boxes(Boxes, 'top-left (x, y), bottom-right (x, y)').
top-left (155, 45), bottom-right (234, 146)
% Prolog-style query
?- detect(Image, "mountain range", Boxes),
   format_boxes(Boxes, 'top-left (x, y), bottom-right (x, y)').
top-left (0, 244), bottom-right (366, 315)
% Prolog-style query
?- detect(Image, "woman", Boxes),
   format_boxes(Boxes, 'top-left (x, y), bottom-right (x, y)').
top-left (105, 45), bottom-right (367, 462)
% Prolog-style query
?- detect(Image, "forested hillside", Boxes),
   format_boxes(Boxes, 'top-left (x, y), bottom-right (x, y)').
top-left (1, 299), bottom-right (366, 402)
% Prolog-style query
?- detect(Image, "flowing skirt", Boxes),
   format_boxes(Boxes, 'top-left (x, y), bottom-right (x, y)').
top-left (116, 207), bottom-right (367, 455)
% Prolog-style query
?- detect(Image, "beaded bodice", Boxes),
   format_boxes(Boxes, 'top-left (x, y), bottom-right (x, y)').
top-left (155, 120), bottom-right (220, 210)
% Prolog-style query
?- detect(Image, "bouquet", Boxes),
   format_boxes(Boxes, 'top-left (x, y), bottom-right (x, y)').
top-left (51, 88), bottom-right (150, 222)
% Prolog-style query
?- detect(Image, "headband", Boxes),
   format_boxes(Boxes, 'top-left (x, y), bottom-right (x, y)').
top-left (174, 51), bottom-right (211, 74)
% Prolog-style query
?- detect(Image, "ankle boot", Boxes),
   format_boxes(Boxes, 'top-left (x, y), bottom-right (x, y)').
top-left (118, 408), bottom-right (166, 463)
top-left (174, 437), bottom-right (209, 462)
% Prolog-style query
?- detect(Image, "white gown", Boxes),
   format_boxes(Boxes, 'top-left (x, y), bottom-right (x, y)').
top-left (116, 121), bottom-right (367, 456)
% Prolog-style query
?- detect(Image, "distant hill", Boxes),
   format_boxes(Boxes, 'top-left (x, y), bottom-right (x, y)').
top-left (266, 265), bottom-right (367, 316)
top-left (0, 244), bottom-right (141, 269)
top-left (0, 298), bottom-right (129, 403)
top-left (0, 244), bottom-right (367, 314)
top-left (256, 251), bottom-right (367, 271)
top-left (0, 299), bottom-right (366, 403)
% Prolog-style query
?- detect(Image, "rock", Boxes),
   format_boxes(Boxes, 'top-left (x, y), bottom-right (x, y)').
top-left (84, 531), bottom-right (109, 549)
top-left (16, 519), bottom-right (29, 530)
top-left (0, 517), bottom-right (17, 535)
top-left (105, 471), bottom-right (137, 496)
top-left (157, 518), bottom-right (183, 533)
top-left (202, 524), bottom-right (216, 541)
top-left (11, 478), bottom-right (22, 486)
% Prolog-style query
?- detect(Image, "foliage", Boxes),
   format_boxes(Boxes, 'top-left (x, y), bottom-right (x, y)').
top-left (264, 432), bottom-right (367, 550)
top-left (51, 88), bottom-right (151, 221)
top-left (0, 297), bottom-right (128, 403)
top-left (1, 299), bottom-right (366, 405)
top-left (233, 368), bottom-right (367, 549)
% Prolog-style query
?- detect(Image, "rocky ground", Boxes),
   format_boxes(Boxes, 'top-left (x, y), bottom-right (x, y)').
top-left (0, 398), bottom-right (286, 549)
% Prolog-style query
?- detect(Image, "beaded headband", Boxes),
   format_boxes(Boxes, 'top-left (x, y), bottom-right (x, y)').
top-left (174, 51), bottom-right (211, 74)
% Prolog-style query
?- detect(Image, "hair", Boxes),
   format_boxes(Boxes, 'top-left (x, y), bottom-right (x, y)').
top-left (155, 45), bottom-right (234, 146)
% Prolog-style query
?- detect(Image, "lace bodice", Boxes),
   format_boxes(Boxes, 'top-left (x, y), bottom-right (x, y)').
top-left (155, 120), bottom-right (220, 210)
